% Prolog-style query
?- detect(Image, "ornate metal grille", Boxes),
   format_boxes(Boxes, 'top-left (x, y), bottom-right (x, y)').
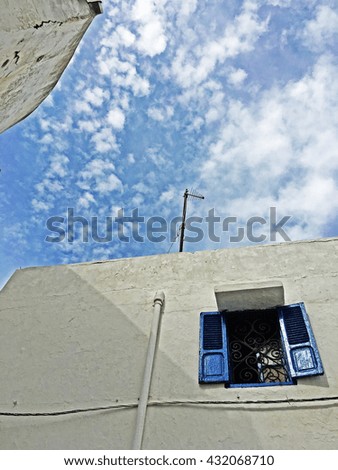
top-left (227, 309), bottom-right (290, 384)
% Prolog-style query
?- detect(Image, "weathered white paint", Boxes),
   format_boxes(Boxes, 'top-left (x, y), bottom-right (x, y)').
top-left (0, 0), bottom-right (101, 134)
top-left (0, 238), bottom-right (338, 449)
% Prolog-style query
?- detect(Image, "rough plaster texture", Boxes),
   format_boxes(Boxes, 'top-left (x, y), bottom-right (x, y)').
top-left (0, 238), bottom-right (338, 449)
top-left (0, 0), bottom-right (99, 134)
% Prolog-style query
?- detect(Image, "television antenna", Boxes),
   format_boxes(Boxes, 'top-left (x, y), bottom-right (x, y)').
top-left (179, 188), bottom-right (204, 252)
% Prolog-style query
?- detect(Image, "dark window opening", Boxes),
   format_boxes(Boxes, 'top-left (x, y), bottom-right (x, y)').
top-left (227, 309), bottom-right (291, 385)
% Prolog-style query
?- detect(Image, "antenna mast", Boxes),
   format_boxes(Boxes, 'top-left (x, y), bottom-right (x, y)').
top-left (179, 188), bottom-right (204, 253)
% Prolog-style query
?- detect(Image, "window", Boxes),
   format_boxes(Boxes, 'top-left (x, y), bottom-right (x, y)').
top-left (199, 302), bottom-right (324, 387)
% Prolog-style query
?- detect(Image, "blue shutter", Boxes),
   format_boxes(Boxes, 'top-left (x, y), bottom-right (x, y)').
top-left (278, 303), bottom-right (324, 378)
top-left (199, 312), bottom-right (229, 384)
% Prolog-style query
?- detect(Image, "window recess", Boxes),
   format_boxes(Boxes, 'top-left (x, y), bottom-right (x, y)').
top-left (199, 303), bottom-right (324, 387)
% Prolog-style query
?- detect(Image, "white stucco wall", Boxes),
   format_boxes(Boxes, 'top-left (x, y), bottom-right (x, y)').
top-left (0, 238), bottom-right (338, 449)
top-left (0, 0), bottom-right (101, 134)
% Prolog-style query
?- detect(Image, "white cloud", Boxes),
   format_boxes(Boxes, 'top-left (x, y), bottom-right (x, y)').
top-left (187, 116), bottom-right (204, 132)
top-left (132, 182), bottom-right (151, 194)
top-left (228, 68), bottom-right (248, 87)
top-left (39, 133), bottom-right (53, 145)
top-left (302, 5), bottom-right (338, 51)
top-left (31, 153), bottom-right (69, 214)
top-left (130, 75), bottom-right (151, 97)
top-left (178, 0), bottom-right (197, 19)
top-left (159, 188), bottom-right (175, 203)
top-left (172, 1), bottom-right (268, 88)
top-left (39, 118), bottom-right (50, 132)
top-left (147, 105), bottom-right (174, 121)
top-left (84, 87), bottom-right (110, 107)
top-left (127, 153), bottom-right (136, 165)
top-left (131, 193), bottom-right (145, 206)
top-left (74, 100), bottom-right (93, 114)
top-left (266, 0), bottom-right (292, 6)
top-left (35, 179), bottom-right (63, 193)
top-left (101, 24), bottom-right (136, 51)
top-left (146, 147), bottom-right (166, 167)
top-left (79, 159), bottom-right (115, 180)
top-left (199, 55), bottom-right (338, 240)
top-left (32, 199), bottom-right (51, 212)
top-left (47, 154), bottom-right (69, 178)
top-left (116, 25), bottom-right (136, 47)
top-left (78, 192), bottom-right (96, 209)
top-left (205, 88), bottom-right (226, 124)
top-left (91, 245), bottom-right (118, 260)
top-left (132, 0), bottom-right (168, 57)
top-left (97, 174), bottom-right (123, 194)
top-left (97, 54), bottom-right (150, 97)
top-left (77, 159), bottom-right (123, 195)
top-left (277, 175), bottom-right (338, 225)
top-left (107, 107), bottom-right (125, 130)
top-left (78, 119), bottom-right (101, 133)
top-left (91, 128), bottom-right (118, 153)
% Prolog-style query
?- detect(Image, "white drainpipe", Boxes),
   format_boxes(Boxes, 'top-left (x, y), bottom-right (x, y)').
top-left (132, 291), bottom-right (165, 450)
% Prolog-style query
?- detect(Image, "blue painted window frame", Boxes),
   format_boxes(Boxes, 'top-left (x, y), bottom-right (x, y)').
top-left (199, 312), bottom-right (229, 384)
top-left (278, 302), bottom-right (324, 379)
top-left (199, 303), bottom-right (324, 387)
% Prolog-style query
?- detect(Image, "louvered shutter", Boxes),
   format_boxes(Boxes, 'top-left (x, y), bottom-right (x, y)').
top-left (278, 303), bottom-right (324, 378)
top-left (199, 312), bottom-right (229, 383)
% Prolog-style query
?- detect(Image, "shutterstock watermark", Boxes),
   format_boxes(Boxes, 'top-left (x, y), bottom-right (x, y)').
top-left (45, 207), bottom-right (292, 244)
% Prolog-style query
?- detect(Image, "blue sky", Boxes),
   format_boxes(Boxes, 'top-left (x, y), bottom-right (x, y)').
top-left (1, 0), bottom-right (338, 288)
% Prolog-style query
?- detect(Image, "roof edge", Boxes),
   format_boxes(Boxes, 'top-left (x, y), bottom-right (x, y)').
top-left (6, 236), bottom-right (338, 274)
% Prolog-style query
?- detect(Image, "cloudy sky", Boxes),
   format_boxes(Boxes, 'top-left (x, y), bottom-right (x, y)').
top-left (1, 0), bottom-right (338, 287)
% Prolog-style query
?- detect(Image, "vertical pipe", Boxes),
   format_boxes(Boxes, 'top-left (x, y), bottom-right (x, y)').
top-left (179, 189), bottom-right (189, 252)
top-left (132, 291), bottom-right (165, 450)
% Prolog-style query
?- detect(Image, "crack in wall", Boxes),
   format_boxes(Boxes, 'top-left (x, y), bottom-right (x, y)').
top-left (32, 12), bottom-right (97, 31)
top-left (34, 20), bottom-right (63, 29)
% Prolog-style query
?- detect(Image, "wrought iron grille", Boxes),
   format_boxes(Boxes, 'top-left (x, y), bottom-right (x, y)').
top-left (226, 309), bottom-right (290, 384)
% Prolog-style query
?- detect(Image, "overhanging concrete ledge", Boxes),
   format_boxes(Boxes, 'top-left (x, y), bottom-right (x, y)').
top-left (0, 0), bottom-right (102, 134)
top-left (215, 280), bottom-right (285, 311)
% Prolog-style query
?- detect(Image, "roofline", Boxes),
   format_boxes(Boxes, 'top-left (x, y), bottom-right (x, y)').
top-left (9, 236), bottom-right (338, 273)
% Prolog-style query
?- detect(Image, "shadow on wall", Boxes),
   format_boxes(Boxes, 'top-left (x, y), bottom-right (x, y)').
top-left (0, 265), bottom-right (213, 449)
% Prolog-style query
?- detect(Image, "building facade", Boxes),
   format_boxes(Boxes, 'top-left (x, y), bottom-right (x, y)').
top-left (0, 238), bottom-right (337, 449)
top-left (0, 0), bottom-right (102, 134)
